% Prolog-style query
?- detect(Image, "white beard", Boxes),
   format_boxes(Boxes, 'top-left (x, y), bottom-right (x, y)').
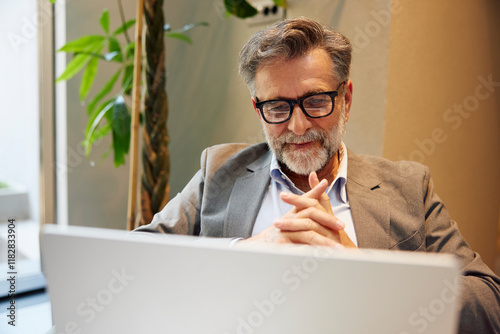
top-left (264, 105), bottom-right (346, 175)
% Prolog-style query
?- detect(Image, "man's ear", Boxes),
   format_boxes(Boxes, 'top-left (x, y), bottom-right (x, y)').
top-left (252, 97), bottom-right (262, 119)
top-left (343, 80), bottom-right (353, 122)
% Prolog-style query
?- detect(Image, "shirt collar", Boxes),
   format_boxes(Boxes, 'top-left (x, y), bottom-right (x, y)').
top-left (269, 142), bottom-right (349, 203)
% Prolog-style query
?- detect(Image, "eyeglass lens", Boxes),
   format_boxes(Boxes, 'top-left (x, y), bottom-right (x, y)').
top-left (262, 93), bottom-right (333, 123)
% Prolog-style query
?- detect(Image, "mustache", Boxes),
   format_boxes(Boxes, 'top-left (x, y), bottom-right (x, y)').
top-left (274, 129), bottom-right (328, 147)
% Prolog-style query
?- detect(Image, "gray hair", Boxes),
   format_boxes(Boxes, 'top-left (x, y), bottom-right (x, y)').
top-left (238, 17), bottom-right (352, 96)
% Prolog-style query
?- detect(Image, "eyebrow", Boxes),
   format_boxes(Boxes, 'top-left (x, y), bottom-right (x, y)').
top-left (256, 89), bottom-right (330, 103)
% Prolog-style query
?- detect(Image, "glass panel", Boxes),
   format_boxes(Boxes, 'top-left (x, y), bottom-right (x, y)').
top-left (0, 2), bottom-right (52, 332)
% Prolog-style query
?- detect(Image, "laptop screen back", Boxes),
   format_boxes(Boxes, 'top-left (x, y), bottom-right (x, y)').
top-left (41, 225), bottom-right (461, 334)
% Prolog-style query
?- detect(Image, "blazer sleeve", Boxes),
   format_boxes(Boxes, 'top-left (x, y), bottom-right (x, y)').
top-left (133, 143), bottom-right (254, 237)
top-left (133, 149), bottom-right (209, 236)
top-left (422, 168), bottom-right (500, 333)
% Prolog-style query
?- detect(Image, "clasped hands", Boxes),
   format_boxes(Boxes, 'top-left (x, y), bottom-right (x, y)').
top-left (245, 172), bottom-right (356, 248)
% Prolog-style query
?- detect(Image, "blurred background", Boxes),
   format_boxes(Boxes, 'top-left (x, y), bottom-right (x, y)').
top-left (1, 0), bottom-right (499, 271)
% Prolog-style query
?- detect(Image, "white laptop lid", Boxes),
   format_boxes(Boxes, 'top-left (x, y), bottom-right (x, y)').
top-left (41, 225), bottom-right (461, 334)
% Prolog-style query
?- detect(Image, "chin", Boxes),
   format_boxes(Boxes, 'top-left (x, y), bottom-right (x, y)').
top-left (281, 147), bottom-right (329, 175)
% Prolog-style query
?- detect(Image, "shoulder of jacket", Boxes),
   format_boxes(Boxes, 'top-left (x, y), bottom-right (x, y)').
top-left (348, 150), bottom-right (430, 184)
top-left (201, 142), bottom-right (269, 172)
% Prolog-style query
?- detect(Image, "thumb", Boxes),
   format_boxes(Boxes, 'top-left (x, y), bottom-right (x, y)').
top-left (308, 171), bottom-right (321, 188)
top-left (307, 172), bottom-right (333, 214)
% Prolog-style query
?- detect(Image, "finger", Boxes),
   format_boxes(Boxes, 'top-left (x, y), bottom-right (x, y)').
top-left (274, 217), bottom-right (332, 235)
top-left (307, 172), bottom-right (333, 214)
top-left (280, 192), bottom-right (322, 212)
top-left (282, 184), bottom-right (334, 216)
top-left (308, 172), bottom-right (320, 188)
top-left (277, 210), bottom-right (355, 249)
top-left (277, 207), bottom-right (345, 230)
top-left (303, 178), bottom-right (328, 200)
top-left (274, 217), bottom-right (344, 246)
top-left (242, 224), bottom-right (293, 244)
top-left (296, 207), bottom-right (345, 230)
top-left (280, 230), bottom-right (341, 247)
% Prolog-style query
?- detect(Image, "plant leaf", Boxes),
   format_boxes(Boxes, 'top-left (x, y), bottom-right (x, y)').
top-left (104, 51), bottom-right (121, 62)
top-left (124, 41), bottom-right (135, 60)
top-left (113, 19), bottom-right (136, 36)
top-left (56, 53), bottom-right (92, 82)
top-left (83, 98), bottom-right (115, 155)
top-left (106, 37), bottom-right (123, 62)
top-left (224, 0), bottom-right (258, 18)
top-left (81, 121), bottom-right (111, 155)
top-left (69, 51), bottom-right (107, 59)
top-left (164, 21), bottom-right (209, 44)
top-left (182, 22), bottom-right (210, 31)
top-left (111, 95), bottom-right (131, 166)
top-left (164, 32), bottom-right (192, 44)
top-left (165, 21), bottom-right (209, 33)
top-left (87, 69), bottom-right (122, 115)
top-left (273, 0), bottom-right (287, 7)
top-left (79, 56), bottom-right (99, 101)
top-left (58, 35), bottom-right (106, 53)
top-left (100, 9), bottom-right (110, 34)
top-left (91, 122), bottom-right (112, 144)
top-left (122, 64), bottom-right (134, 96)
top-left (108, 37), bottom-right (121, 53)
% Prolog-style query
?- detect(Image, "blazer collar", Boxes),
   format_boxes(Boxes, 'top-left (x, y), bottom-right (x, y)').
top-left (223, 145), bottom-right (392, 249)
top-left (346, 149), bottom-right (391, 249)
top-left (224, 145), bottom-right (272, 238)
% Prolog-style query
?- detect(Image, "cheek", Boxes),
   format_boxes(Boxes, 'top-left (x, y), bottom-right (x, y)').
top-left (321, 121), bottom-right (335, 132)
top-left (263, 123), bottom-right (287, 138)
top-left (319, 111), bottom-right (342, 130)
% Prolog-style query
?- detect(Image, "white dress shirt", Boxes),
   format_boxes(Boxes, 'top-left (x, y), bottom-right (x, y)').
top-left (252, 142), bottom-right (358, 246)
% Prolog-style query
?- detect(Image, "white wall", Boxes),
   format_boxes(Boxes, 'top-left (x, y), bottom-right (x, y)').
top-left (383, 0), bottom-right (500, 268)
top-left (0, 0), bottom-right (40, 221)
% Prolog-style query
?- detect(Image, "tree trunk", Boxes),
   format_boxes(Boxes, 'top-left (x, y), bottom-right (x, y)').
top-left (139, 0), bottom-right (170, 226)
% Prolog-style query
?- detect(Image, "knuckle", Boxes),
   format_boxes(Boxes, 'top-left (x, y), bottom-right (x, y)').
top-left (307, 231), bottom-right (320, 244)
top-left (304, 219), bottom-right (315, 230)
top-left (303, 207), bottom-right (316, 216)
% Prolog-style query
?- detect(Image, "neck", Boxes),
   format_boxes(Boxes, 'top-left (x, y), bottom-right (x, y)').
top-left (281, 150), bottom-right (340, 192)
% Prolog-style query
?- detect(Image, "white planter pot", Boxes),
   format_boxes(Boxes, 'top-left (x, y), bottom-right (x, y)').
top-left (0, 187), bottom-right (30, 221)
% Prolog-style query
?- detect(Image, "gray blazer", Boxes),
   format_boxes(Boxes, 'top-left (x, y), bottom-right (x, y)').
top-left (136, 142), bottom-right (500, 333)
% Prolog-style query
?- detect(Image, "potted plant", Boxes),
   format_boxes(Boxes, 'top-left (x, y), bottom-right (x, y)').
top-left (54, 0), bottom-right (286, 228)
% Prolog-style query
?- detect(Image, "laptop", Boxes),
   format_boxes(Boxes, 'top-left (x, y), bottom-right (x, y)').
top-left (40, 225), bottom-right (461, 334)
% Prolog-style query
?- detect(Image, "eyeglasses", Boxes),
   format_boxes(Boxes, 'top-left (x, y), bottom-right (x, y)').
top-left (255, 81), bottom-right (345, 124)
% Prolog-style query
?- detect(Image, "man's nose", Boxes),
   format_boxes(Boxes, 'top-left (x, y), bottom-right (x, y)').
top-left (287, 105), bottom-right (312, 135)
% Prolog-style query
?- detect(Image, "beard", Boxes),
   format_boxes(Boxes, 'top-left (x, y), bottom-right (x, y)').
top-left (264, 105), bottom-right (347, 175)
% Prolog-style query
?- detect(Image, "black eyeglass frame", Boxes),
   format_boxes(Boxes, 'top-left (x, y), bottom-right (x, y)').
top-left (255, 81), bottom-right (346, 124)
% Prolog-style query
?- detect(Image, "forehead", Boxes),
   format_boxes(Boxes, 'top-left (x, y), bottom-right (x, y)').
top-left (254, 48), bottom-right (337, 100)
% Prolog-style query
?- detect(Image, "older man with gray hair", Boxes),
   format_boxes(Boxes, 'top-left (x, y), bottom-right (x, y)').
top-left (136, 17), bottom-right (500, 332)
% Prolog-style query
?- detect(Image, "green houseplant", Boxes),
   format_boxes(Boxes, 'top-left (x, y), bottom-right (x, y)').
top-left (54, 0), bottom-right (286, 228)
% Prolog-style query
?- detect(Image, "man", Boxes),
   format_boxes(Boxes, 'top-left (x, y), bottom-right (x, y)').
top-left (136, 17), bottom-right (500, 332)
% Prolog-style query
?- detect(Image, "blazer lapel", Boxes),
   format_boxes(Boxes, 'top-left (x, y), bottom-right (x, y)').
top-left (347, 150), bottom-right (391, 249)
top-left (221, 147), bottom-right (392, 246)
top-left (224, 150), bottom-right (271, 238)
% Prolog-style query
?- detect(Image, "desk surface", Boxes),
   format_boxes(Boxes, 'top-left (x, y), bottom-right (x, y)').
top-left (0, 290), bottom-right (52, 334)
top-left (0, 220), bottom-right (51, 333)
